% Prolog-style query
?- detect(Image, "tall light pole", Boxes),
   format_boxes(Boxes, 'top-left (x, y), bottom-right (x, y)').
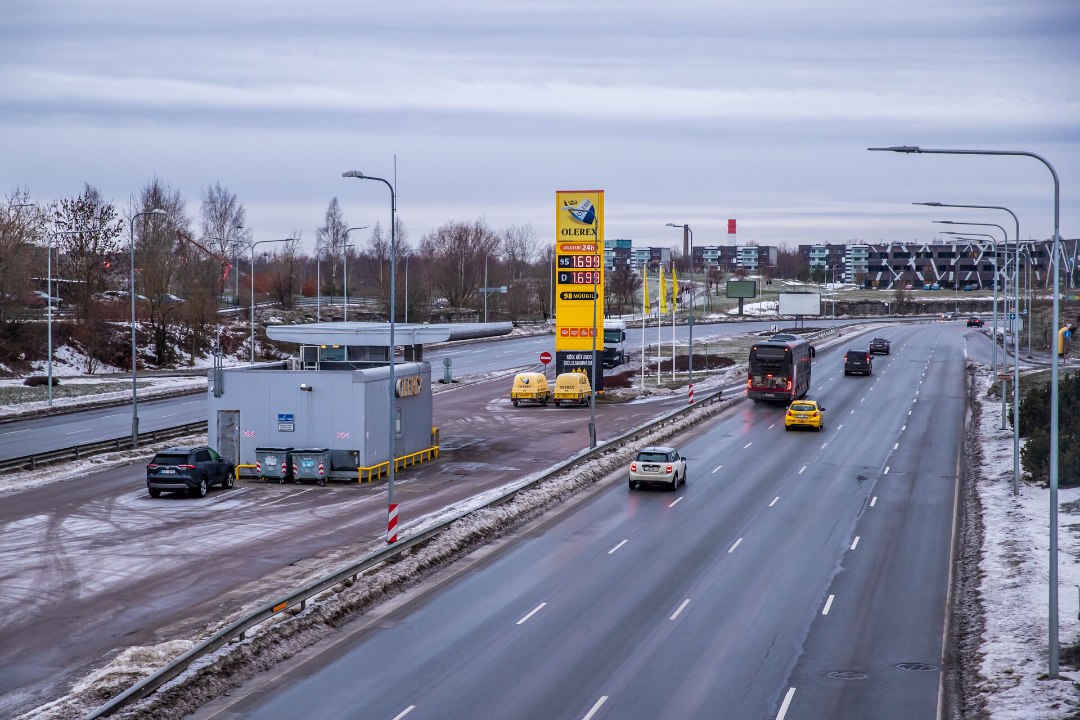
top-left (130, 209), bottom-right (168, 446)
top-left (915, 200), bottom-right (1024, 494)
top-left (248, 238), bottom-right (292, 366)
top-left (666, 223), bottom-right (695, 392)
top-left (872, 144), bottom-right (1062, 676)
top-left (343, 170), bottom-right (399, 543)
top-left (588, 196), bottom-right (601, 449)
top-left (343, 226), bottom-right (370, 322)
top-left (937, 224), bottom-right (1005, 374)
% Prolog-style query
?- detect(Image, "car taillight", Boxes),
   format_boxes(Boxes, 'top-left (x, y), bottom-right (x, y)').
top-left (812, 412), bottom-right (819, 417)
top-left (844, 354), bottom-right (849, 361)
top-left (146, 464), bottom-right (157, 469)
top-left (747, 378), bottom-right (752, 388)
top-left (665, 464), bottom-right (673, 474)
top-left (786, 409), bottom-right (793, 415)
top-left (630, 462), bottom-right (637, 472)
top-left (787, 379), bottom-right (792, 390)
top-left (177, 464), bottom-right (195, 470)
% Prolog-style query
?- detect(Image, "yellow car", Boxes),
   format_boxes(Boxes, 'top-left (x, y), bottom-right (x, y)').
top-left (785, 399), bottom-right (826, 431)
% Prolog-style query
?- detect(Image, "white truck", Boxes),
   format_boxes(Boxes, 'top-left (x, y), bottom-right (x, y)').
top-left (602, 319), bottom-right (627, 368)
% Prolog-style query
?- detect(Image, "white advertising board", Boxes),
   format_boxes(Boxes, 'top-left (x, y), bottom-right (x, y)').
top-left (778, 292), bottom-right (821, 316)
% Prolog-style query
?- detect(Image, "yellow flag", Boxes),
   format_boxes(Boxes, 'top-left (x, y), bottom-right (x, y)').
top-left (643, 264), bottom-right (650, 314)
top-left (672, 266), bottom-right (679, 310)
top-left (659, 266), bottom-right (668, 314)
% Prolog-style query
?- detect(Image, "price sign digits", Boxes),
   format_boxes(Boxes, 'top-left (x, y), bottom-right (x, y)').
top-left (557, 270), bottom-right (601, 285)
top-left (557, 254), bottom-right (601, 269)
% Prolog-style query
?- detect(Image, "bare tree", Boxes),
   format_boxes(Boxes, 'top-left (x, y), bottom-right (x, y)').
top-left (268, 235), bottom-right (303, 309)
top-left (315, 198), bottom-right (348, 295)
top-left (606, 265), bottom-right (643, 315)
top-left (0, 189), bottom-right (47, 323)
top-left (501, 223), bottom-right (538, 281)
top-left (200, 182), bottom-right (250, 298)
top-left (420, 220), bottom-right (501, 309)
top-left (135, 177), bottom-right (190, 366)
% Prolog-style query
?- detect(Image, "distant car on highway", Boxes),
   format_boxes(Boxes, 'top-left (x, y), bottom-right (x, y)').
top-left (147, 445), bottom-right (235, 498)
top-left (844, 349), bottom-right (873, 376)
top-left (629, 446), bottom-right (686, 491)
top-left (785, 399), bottom-right (826, 431)
top-left (869, 338), bottom-right (891, 355)
top-left (967, 316), bottom-right (984, 327)
top-left (942, 311), bottom-right (958, 321)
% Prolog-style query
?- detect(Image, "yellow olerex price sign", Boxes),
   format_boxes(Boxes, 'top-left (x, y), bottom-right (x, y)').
top-left (555, 190), bottom-right (604, 354)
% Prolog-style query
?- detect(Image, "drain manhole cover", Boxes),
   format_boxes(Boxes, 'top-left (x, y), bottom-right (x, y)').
top-left (896, 662), bottom-right (938, 672)
top-left (827, 671), bottom-right (868, 680)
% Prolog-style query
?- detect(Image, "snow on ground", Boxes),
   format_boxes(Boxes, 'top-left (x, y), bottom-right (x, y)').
top-left (967, 365), bottom-right (1080, 718)
top-left (0, 375), bottom-right (208, 421)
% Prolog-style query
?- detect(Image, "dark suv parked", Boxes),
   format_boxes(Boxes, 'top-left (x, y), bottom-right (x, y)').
top-left (844, 349), bottom-right (873, 376)
top-left (147, 445), bottom-right (235, 498)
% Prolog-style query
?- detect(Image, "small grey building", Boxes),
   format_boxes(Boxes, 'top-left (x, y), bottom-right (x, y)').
top-left (207, 321), bottom-right (511, 481)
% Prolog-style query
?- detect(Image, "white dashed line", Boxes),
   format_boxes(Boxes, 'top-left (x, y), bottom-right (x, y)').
top-left (820, 442), bottom-right (828, 449)
top-left (822, 594), bottom-right (835, 615)
top-left (884, 466), bottom-right (890, 475)
top-left (670, 599), bottom-right (691, 620)
top-left (798, 465), bottom-right (807, 474)
top-left (870, 496), bottom-right (878, 507)
top-left (893, 442), bottom-right (899, 450)
top-left (582, 696), bottom-right (608, 720)
top-left (776, 688), bottom-right (796, 720)
top-left (263, 488), bottom-right (315, 506)
top-left (712, 464), bottom-right (723, 473)
top-left (851, 536), bottom-right (860, 550)
top-left (608, 540), bottom-right (628, 555)
top-left (743, 442), bottom-right (752, 449)
top-left (668, 497), bottom-right (683, 508)
top-left (769, 496), bottom-right (780, 507)
top-left (728, 538), bottom-right (743, 553)
top-left (768, 423), bottom-right (776, 430)
top-left (391, 706), bottom-right (416, 720)
top-left (516, 602), bottom-right (547, 625)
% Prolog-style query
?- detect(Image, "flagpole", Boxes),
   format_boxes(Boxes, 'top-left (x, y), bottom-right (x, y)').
top-left (641, 262), bottom-right (647, 389)
top-left (671, 264), bottom-right (676, 382)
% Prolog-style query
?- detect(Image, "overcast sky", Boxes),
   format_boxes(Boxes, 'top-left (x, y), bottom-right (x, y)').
top-left (2, 1), bottom-right (1077, 254)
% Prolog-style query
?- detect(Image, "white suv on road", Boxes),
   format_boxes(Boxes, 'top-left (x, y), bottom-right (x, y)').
top-left (629, 446), bottom-right (687, 491)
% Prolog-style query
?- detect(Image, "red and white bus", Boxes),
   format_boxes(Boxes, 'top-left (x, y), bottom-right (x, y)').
top-left (747, 334), bottom-right (814, 401)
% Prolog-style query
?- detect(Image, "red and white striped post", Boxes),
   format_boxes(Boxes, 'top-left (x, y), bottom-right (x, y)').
top-left (387, 503), bottom-right (399, 544)
top-left (688, 383), bottom-right (694, 405)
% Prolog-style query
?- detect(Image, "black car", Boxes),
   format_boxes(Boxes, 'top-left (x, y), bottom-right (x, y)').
top-left (869, 337), bottom-right (891, 355)
top-left (967, 316), bottom-right (984, 327)
top-left (844, 349), bottom-right (873, 376)
top-left (147, 445), bottom-right (235, 498)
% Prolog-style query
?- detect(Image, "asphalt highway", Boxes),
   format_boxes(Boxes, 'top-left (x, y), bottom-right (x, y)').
top-left (196, 322), bottom-right (967, 720)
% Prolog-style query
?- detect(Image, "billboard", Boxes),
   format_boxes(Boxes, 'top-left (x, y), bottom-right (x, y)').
top-left (554, 190), bottom-right (605, 353)
top-left (725, 280), bottom-right (757, 299)
top-left (778, 292), bottom-right (822, 316)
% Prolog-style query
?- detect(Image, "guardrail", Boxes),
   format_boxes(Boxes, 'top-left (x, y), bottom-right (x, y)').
top-left (83, 388), bottom-right (727, 719)
top-left (0, 422), bottom-right (208, 475)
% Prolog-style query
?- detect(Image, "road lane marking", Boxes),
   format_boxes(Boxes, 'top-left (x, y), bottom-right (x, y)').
top-left (159, 413), bottom-right (180, 419)
top-left (851, 536), bottom-right (860, 550)
top-left (1, 428), bottom-right (30, 435)
top-left (263, 488), bottom-right (315, 506)
top-left (908, 410), bottom-right (912, 416)
top-left (769, 497), bottom-right (780, 507)
top-left (608, 540), bottom-right (628, 555)
top-left (822, 594), bottom-right (835, 615)
top-left (516, 602), bottom-right (547, 625)
top-left (850, 409), bottom-right (855, 414)
top-left (64, 428), bottom-right (91, 434)
top-left (893, 442), bottom-right (899, 450)
top-left (668, 497), bottom-right (683, 507)
top-left (768, 423), bottom-right (776, 429)
top-left (391, 707), bottom-right (416, 720)
top-left (884, 466), bottom-right (890, 475)
top-left (901, 425), bottom-right (906, 431)
top-left (582, 696), bottom-right (608, 720)
top-left (340, 496), bottom-right (377, 509)
top-left (670, 599), bottom-right (691, 620)
top-left (870, 496), bottom-right (878, 507)
top-left (712, 464), bottom-right (723, 473)
top-left (728, 538), bottom-right (742, 553)
top-left (743, 442), bottom-right (752, 449)
top-left (798, 465), bottom-right (807, 474)
top-left (776, 688), bottom-right (796, 720)
top-left (820, 442), bottom-right (828, 449)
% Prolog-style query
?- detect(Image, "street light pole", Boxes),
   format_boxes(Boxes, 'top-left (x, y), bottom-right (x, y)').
top-left (937, 224), bottom-right (1005, 375)
top-left (248, 238), bottom-right (292, 366)
top-left (666, 223), bottom-right (695, 393)
top-left (874, 144), bottom-right (1062, 676)
top-left (130, 209), bottom-right (167, 446)
top-left (343, 170), bottom-right (398, 543)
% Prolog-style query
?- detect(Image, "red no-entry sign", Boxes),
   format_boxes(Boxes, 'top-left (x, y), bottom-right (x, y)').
top-left (540, 351), bottom-right (552, 365)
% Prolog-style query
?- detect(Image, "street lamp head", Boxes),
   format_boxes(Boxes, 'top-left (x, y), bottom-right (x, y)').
top-left (342, 170), bottom-right (365, 179)
top-left (868, 146), bottom-right (922, 153)
top-left (932, 220), bottom-right (956, 225)
top-left (149, 208), bottom-right (166, 217)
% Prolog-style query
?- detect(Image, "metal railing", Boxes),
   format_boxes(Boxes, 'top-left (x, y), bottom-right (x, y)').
top-left (0, 422), bottom-right (208, 474)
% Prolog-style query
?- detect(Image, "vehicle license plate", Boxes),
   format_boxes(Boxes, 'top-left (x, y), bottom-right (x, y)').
top-left (797, 414), bottom-right (808, 419)
top-left (643, 464), bottom-right (660, 472)
top-left (265, 455), bottom-right (277, 465)
top-left (161, 468), bottom-right (176, 474)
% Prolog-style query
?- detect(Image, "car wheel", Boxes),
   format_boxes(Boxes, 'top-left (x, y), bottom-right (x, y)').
top-left (785, 424), bottom-right (791, 431)
top-left (671, 474), bottom-right (679, 491)
top-left (680, 469), bottom-right (686, 487)
top-left (554, 401), bottom-right (560, 407)
top-left (223, 472), bottom-right (235, 489)
top-left (628, 479), bottom-right (635, 490)
top-left (148, 488), bottom-right (161, 498)
top-left (193, 477), bottom-right (208, 498)
top-left (512, 399), bottom-right (518, 406)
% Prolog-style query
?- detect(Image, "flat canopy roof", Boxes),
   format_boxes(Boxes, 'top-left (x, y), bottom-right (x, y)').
top-left (266, 321), bottom-right (514, 347)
